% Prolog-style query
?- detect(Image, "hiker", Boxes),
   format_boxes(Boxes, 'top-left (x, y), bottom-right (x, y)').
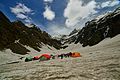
top-left (58, 54), bottom-right (61, 58)
top-left (68, 52), bottom-right (72, 57)
top-left (66, 53), bottom-right (70, 57)
top-left (20, 57), bottom-right (24, 60)
top-left (61, 54), bottom-right (64, 59)
top-left (51, 54), bottom-right (55, 59)
top-left (58, 54), bottom-right (64, 59)
top-left (64, 53), bottom-right (68, 58)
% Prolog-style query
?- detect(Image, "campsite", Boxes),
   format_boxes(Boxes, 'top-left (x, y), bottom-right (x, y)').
top-left (25, 52), bottom-right (81, 62)
top-left (0, 34), bottom-right (120, 80)
top-left (0, 0), bottom-right (120, 80)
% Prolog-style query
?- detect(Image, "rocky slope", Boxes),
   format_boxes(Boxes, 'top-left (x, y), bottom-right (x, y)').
top-left (64, 29), bottom-right (80, 44)
top-left (73, 7), bottom-right (120, 46)
top-left (0, 11), bottom-right (62, 54)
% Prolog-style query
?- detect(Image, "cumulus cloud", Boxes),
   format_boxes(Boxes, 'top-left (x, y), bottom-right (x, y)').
top-left (101, 0), bottom-right (119, 8)
top-left (43, 6), bottom-right (55, 21)
top-left (10, 3), bottom-right (33, 23)
top-left (64, 0), bottom-right (97, 28)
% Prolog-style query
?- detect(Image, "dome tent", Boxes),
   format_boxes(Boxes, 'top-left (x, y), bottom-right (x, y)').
top-left (25, 56), bottom-right (33, 62)
top-left (39, 54), bottom-right (51, 61)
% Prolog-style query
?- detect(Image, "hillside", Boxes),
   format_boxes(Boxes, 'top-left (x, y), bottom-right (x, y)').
top-left (64, 29), bottom-right (80, 44)
top-left (0, 11), bottom-right (62, 55)
top-left (62, 7), bottom-right (120, 47)
top-left (74, 7), bottom-right (120, 46)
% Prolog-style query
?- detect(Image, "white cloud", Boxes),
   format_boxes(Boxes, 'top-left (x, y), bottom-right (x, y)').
top-left (24, 19), bottom-right (31, 23)
top-left (16, 13), bottom-right (27, 19)
top-left (101, 1), bottom-right (111, 8)
top-left (43, 6), bottom-right (55, 20)
top-left (44, 0), bottom-right (53, 3)
top-left (47, 24), bottom-right (72, 36)
top-left (101, 0), bottom-right (119, 8)
top-left (64, 0), bottom-right (97, 28)
top-left (10, 3), bottom-right (33, 23)
top-left (10, 3), bottom-right (32, 14)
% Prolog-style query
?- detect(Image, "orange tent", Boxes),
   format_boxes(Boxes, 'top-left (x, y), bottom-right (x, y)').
top-left (71, 52), bottom-right (81, 57)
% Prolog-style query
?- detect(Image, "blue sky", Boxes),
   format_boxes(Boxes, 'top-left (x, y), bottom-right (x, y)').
top-left (0, 0), bottom-right (120, 36)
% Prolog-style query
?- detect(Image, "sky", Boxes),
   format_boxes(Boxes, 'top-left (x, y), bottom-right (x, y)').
top-left (0, 0), bottom-right (120, 36)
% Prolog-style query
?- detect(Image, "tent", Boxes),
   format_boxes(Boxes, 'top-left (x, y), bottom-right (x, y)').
top-left (33, 56), bottom-right (40, 60)
top-left (42, 54), bottom-right (51, 59)
top-left (39, 54), bottom-right (51, 61)
top-left (39, 56), bottom-right (47, 61)
top-left (25, 56), bottom-right (33, 62)
top-left (71, 52), bottom-right (81, 57)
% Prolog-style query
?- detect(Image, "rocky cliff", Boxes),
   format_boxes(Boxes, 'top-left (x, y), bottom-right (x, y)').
top-left (74, 7), bottom-right (120, 46)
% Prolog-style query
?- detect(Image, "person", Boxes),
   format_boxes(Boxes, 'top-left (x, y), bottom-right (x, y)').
top-left (66, 53), bottom-right (70, 57)
top-left (63, 54), bottom-right (66, 58)
top-left (69, 52), bottom-right (72, 57)
top-left (50, 54), bottom-right (55, 59)
top-left (61, 54), bottom-right (63, 59)
top-left (52, 55), bottom-right (55, 59)
top-left (58, 54), bottom-right (63, 59)
top-left (64, 53), bottom-right (68, 58)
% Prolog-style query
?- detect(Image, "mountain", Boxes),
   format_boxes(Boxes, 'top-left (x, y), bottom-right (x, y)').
top-left (52, 29), bottom-right (80, 45)
top-left (74, 7), bottom-right (120, 46)
top-left (69, 29), bottom-right (80, 36)
top-left (0, 11), bottom-right (62, 55)
top-left (62, 7), bottom-right (120, 47)
top-left (62, 29), bottom-right (80, 44)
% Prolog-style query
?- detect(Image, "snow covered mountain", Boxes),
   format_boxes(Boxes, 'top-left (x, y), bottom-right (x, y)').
top-left (74, 7), bottom-right (120, 46)
top-left (60, 7), bottom-right (120, 47)
top-left (62, 29), bottom-right (80, 44)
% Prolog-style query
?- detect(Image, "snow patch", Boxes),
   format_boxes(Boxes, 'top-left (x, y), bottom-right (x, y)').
top-left (103, 26), bottom-right (110, 38)
top-left (14, 39), bottom-right (20, 43)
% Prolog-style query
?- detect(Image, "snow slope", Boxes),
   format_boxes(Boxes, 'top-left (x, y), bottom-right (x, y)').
top-left (0, 34), bottom-right (120, 80)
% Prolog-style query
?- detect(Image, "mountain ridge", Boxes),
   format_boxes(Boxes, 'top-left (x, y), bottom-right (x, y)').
top-left (74, 7), bottom-right (120, 46)
top-left (0, 11), bottom-right (62, 55)
top-left (61, 7), bottom-right (120, 47)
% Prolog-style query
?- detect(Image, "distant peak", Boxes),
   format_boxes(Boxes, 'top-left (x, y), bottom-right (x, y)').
top-left (25, 23), bottom-right (35, 28)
